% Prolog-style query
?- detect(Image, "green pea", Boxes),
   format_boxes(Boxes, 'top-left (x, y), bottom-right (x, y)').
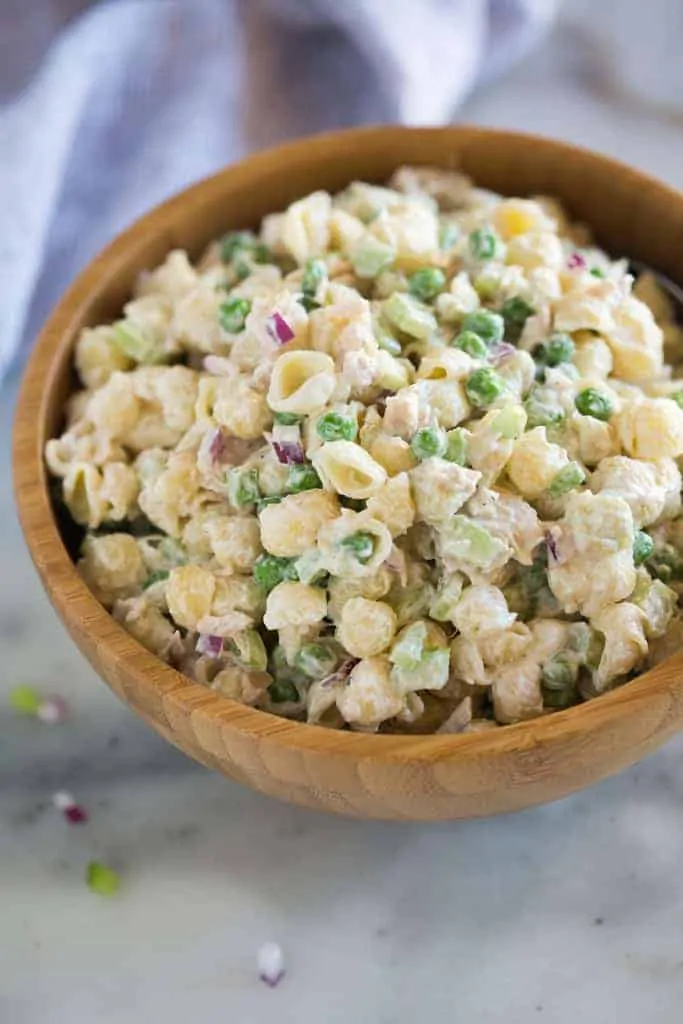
top-left (454, 330), bottom-right (488, 359)
top-left (444, 428), bottom-right (468, 466)
top-left (253, 554), bottom-right (298, 591)
top-left (633, 531), bottom-right (654, 566)
top-left (256, 495), bottom-right (283, 512)
top-left (500, 296), bottom-right (535, 341)
top-left (286, 463), bottom-right (322, 493)
top-left (340, 532), bottom-right (376, 563)
top-left (233, 257), bottom-right (252, 282)
top-left (645, 543), bottom-right (681, 582)
top-left (220, 230), bottom-right (270, 265)
top-left (461, 309), bottom-right (505, 344)
top-left (535, 332), bottom-right (575, 368)
top-left (410, 424), bottom-right (448, 461)
top-left (469, 227), bottom-right (502, 262)
top-left (548, 462), bottom-right (585, 498)
top-left (590, 266), bottom-right (606, 278)
top-left (219, 297), bottom-right (252, 334)
top-left (575, 387), bottom-right (614, 421)
top-left (295, 642), bottom-right (339, 679)
top-left (523, 388), bottom-right (565, 429)
top-left (541, 658), bottom-right (577, 708)
top-left (220, 230), bottom-right (257, 263)
top-left (316, 411), bottom-right (358, 443)
top-left (465, 366), bottom-right (507, 408)
top-left (408, 267), bottom-right (446, 302)
top-left (142, 569), bottom-right (170, 590)
top-left (268, 679), bottom-right (300, 704)
top-left (273, 412), bottom-right (303, 425)
top-left (227, 467), bottom-right (260, 508)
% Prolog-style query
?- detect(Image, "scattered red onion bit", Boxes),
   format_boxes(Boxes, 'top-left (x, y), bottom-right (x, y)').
top-left (257, 941), bottom-right (285, 988)
top-left (208, 427), bottom-right (227, 464)
top-left (488, 341), bottom-right (516, 365)
top-left (320, 657), bottom-right (359, 689)
top-left (567, 252), bottom-right (586, 270)
top-left (196, 634), bottom-right (224, 658)
top-left (266, 311), bottom-right (295, 345)
top-left (36, 696), bottom-right (69, 724)
top-left (52, 790), bottom-right (89, 825)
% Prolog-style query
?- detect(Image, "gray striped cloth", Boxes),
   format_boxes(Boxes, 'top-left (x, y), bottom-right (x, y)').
top-left (0, 0), bottom-right (557, 378)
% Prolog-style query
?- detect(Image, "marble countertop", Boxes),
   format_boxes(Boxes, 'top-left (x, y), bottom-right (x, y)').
top-left (4, 7), bottom-right (683, 1022)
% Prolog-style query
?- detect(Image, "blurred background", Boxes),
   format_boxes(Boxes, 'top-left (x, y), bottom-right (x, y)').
top-left (3, 3), bottom-right (683, 1023)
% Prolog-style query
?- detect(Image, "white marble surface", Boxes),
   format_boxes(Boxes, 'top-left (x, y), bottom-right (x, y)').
top-left (4, 8), bottom-right (683, 1022)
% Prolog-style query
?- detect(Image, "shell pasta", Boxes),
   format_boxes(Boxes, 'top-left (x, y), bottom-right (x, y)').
top-left (46, 167), bottom-right (683, 733)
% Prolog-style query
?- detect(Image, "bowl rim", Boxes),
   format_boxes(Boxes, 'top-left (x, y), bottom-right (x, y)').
top-left (13, 123), bottom-right (683, 764)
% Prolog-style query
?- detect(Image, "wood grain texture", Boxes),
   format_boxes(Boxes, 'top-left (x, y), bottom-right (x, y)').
top-left (13, 126), bottom-right (683, 820)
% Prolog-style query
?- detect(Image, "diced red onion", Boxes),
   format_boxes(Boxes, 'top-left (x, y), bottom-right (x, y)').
top-left (270, 423), bottom-right (305, 464)
top-left (257, 942), bottom-right (285, 988)
top-left (272, 440), bottom-right (305, 465)
top-left (37, 696), bottom-right (68, 724)
top-left (321, 657), bottom-right (359, 689)
top-left (52, 790), bottom-right (88, 825)
top-left (488, 342), bottom-right (516, 365)
top-left (196, 634), bottom-right (224, 658)
top-left (545, 528), bottom-right (561, 564)
top-left (65, 805), bottom-right (88, 824)
top-left (266, 311), bottom-right (295, 345)
top-left (208, 427), bottom-right (226, 464)
top-left (567, 252), bottom-right (586, 270)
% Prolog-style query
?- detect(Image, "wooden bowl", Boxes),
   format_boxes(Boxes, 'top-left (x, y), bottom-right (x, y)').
top-left (13, 126), bottom-right (683, 820)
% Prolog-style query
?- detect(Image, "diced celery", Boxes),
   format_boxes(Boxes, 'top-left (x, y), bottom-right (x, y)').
top-left (429, 574), bottom-right (465, 621)
top-left (383, 292), bottom-right (437, 341)
top-left (444, 428), bottom-right (468, 466)
top-left (375, 352), bottom-right (411, 391)
top-left (350, 236), bottom-right (396, 279)
top-left (439, 516), bottom-right (507, 569)
top-left (492, 404), bottom-right (527, 439)
top-left (294, 549), bottom-right (327, 585)
top-left (295, 641), bottom-right (340, 679)
top-left (372, 311), bottom-right (402, 356)
top-left (389, 621), bottom-right (428, 670)
top-left (391, 647), bottom-right (449, 693)
top-left (225, 630), bottom-right (268, 671)
top-left (112, 322), bottom-right (165, 364)
top-left (390, 583), bottom-right (434, 627)
top-left (631, 577), bottom-right (678, 638)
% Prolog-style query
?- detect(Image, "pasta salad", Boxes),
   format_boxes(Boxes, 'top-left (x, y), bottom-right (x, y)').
top-left (46, 166), bottom-right (683, 734)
